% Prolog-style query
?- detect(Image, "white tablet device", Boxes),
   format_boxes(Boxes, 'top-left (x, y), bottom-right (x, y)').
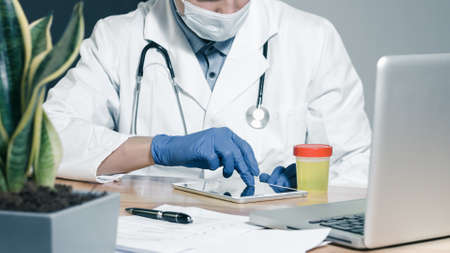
top-left (172, 178), bottom-right (307, 204)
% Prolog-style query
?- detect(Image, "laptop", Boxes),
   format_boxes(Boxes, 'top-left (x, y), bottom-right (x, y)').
top-left (249, 53), bottom-right (450, 249)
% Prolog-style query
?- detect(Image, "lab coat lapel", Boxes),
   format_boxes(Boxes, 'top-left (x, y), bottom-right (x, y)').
top-left (143, 0), bottom-right (211, 111)
top-left (207, 1), bottom-right (278, 115)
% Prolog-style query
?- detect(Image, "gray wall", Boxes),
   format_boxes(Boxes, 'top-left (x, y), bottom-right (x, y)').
top-left (19, 0), bottom-right (141, 90)
top-left (282, 0), bottom-right (450, 123)
top-left (20, 0), bottom-right (140, 40)
top-left (20, 0), bottom-right (450, 123)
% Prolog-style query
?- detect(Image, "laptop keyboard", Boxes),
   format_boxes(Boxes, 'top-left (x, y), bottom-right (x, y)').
top-left (309, 214), bottom-right (365, 235)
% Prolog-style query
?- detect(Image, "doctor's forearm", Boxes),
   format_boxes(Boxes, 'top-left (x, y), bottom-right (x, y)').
top-left (97, 137), bottom-right (155, 176)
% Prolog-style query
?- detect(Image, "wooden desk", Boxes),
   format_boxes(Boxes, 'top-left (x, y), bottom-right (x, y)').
top-left (58, 176), bottom-right (450, 253)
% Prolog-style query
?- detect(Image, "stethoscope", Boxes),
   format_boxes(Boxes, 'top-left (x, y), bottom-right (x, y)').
top-left (130, 40), bottom-right (270, 135)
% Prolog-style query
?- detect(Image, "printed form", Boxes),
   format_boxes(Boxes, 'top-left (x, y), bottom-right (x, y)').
top-left (116, 205), bottom-right (330, 253)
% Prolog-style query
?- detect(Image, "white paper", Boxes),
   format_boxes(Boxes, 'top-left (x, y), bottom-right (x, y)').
top-left (192, 228), bottom-right (331, 253)
top-left (116, 205), bottom-right (330, 253)
top-left (96, 174), bottom-right (124, 183)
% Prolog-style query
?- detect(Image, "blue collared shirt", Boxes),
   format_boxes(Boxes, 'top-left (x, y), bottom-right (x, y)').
top-left (170, 0), bottom-right (235, 91)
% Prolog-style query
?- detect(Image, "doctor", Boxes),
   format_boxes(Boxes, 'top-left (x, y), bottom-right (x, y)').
top-left (44, 0), bottom-right (372, 187)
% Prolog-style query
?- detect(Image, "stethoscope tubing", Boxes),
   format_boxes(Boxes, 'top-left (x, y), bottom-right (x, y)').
top-left (256, 42), bottom-right (269, 108)
top-left (172, 79), bottom-right (188, 135)
top-left (131, 40), bottom-right (269, 135)
top-left (131, 40), bottom-right (187, 135)
top-left (130, 76), bottom-right (142, 135)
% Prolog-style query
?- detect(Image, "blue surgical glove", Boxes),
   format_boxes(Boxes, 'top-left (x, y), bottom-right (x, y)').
top-left (259, 163), bottom-right (297, 189)
top-left (240, 186), bottom-right (255, 197)
top-left (151, 127), bottom-right (260, 186)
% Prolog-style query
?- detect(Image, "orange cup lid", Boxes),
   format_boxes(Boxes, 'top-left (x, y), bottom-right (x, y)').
top-left (294, 144), bottom-right (333, 157)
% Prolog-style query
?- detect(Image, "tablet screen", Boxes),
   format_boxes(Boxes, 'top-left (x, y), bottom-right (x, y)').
top-left (176, 178), bottom-right (298, 199)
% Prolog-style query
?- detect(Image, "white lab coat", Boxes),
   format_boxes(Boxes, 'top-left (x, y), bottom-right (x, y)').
top-left (44, 0), bottom-right (372, 187)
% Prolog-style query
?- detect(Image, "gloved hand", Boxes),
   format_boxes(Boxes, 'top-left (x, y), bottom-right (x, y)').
top-left (224, 186), bottom-right (255, 198)
top-left (151, 127), bottom-right (260, 186)
top-left (259, 163), bottom-right (297, 190)
top-left (240, 186), bottom-right (255, 197)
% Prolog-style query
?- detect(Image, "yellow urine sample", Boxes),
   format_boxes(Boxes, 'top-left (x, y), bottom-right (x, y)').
top-left (296, 159), bottom-right (330, 192)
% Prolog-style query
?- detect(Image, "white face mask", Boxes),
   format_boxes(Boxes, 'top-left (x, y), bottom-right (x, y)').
top-left (179, 0), bottom-right (251, 42)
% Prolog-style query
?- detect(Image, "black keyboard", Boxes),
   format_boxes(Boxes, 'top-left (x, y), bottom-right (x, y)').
top-left (308, 214), bottom-right (365, 235)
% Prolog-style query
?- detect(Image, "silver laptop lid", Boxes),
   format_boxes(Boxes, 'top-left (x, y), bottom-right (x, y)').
top-left (365, 54), bottom-right (450, 248)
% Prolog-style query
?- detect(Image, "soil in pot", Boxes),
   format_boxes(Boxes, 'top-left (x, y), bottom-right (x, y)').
top-left (0, 182), bottom-right (106, 213)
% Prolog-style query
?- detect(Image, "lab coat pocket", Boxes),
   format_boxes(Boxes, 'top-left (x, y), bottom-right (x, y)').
top-left (285, 108), bottom-right (307, 149)
top-left (254, 107), bottom-right (307, 172)
top-left (305, 107), bottom-right (330, 145)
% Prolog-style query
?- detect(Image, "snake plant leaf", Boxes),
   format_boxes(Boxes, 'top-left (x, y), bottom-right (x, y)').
top-left (0, 118), bottom-right (7, 161)
top-left (26, 91), bottom-right (45, 177)
top-left (30, 15), bottom-right (53, 59)
top-left (6, 2), bottom-right (84, 192)
top-left (0, 175), bottom-right (6, 192)
top-left (26, 15), bottom-right (53, 102)
top-left (30, 2), bottom-right (84, 94)
top-left (0, 158), bottom-right (6, 192)
top-left (6, 85), bottom-right (45, 192)
top-left (5, 90), bottom-right (36, 192)
top-left (34, 111), bottom-right (62, 188)
top-left (25, 16), bottom-right (54, 174)
top-left (0, 0), bottom-right (32, 137)
top-left (0, 118), bottom-right (7, 187)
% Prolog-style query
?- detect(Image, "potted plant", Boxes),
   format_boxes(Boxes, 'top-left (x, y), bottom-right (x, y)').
top-left (0, 1), bottom-right (120, 252)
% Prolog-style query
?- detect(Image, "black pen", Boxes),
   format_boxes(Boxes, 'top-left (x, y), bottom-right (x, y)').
top-left (126, 208), bottom-right (193, 224)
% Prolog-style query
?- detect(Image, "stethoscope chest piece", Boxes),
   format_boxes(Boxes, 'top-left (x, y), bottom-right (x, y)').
top-left (246, 105), bottom-right (270, 129)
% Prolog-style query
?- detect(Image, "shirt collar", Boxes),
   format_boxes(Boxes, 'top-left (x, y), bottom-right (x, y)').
top-left (170, 0), bottom-right (234, 55)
